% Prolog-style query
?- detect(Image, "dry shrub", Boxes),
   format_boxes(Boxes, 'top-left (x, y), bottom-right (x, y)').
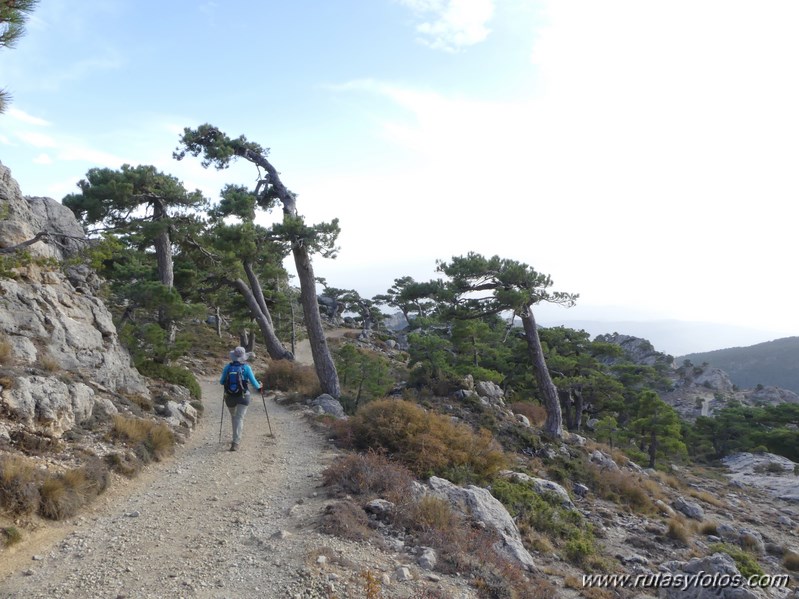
top-left (38, 352), bottom-right (60, 373)
top-left (782, 551), bottom-right (799, 571)
top-left (10, 429), bottom-right (63, 455)
top-left (105, 452), bottom-right (141, 478)
top-left (0, 375), bottom-right (14, 390)
top-left (319, 500), bottom-right (373, 542)
top-left (111, 415), bottom-right (175, 462)
top-left (649, 469), bottom-right (684, 490)
top-left (667, 518), bottom-right (690, 544)
top-left (38, 476), bottom-right (80, 520)
top-left (700, 521), bottom-right (719, 535)
top-left (589, 466), bottom-right (655, 512)
top-left (127, 394), bottom-right (153, 412)
top-left (322, 451), bottom-right (414, 503)
top-left (0, 455), bottom-right (40, 516)
top-left (262, 360), bottom-right (320, 396)
top-left (348, 399), bottom-right (508, 482)
top-left (510, 402), bottom-right (547, 427)
top-left (1, 526), bottom-right (22, 547)
top-left (0, 339), bottom-right (11, 364)
top-left (400, 495), bottom-right (457, 533)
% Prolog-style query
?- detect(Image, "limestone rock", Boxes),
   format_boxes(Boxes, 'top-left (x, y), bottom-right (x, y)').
top-left (673, 496), bottom-right (704, 521)
top-left (307, 394), bottom-right (345, 419)
top-left (425, 476), bottom-right (536, 571)
top-left (498, 470), bottom-right (576, 510)
top-left (659, 552), bottom-right (770, 599)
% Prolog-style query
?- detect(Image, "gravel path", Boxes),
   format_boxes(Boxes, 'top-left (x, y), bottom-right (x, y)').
top-left (0, 375), bottom-right (347, 598)
top-left (1, 361), bottom-right (476, 598)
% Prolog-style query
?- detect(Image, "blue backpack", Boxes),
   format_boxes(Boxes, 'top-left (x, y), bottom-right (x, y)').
top-left (224, 362), bottom-right (248, 397)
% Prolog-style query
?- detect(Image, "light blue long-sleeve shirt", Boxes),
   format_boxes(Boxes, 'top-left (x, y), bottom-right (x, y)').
top-left (220, 362), bottom-right (262, 391)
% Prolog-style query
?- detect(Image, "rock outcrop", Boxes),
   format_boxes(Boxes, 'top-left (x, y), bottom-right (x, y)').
top-left (0, 162), bottom-right (149, 438)
top-left (422, 475), bottom-right (537, 572)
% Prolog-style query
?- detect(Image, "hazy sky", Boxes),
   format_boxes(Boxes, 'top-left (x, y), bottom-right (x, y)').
top-left (2, 0), bottom-right (797, 353)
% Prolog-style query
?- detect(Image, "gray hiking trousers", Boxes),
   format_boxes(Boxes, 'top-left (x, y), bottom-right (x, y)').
top-left (226, 391), bottom-right (251, 444)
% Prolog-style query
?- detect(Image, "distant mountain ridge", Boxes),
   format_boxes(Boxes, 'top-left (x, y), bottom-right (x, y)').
top-left (680, 336), bottom-right (799, 394)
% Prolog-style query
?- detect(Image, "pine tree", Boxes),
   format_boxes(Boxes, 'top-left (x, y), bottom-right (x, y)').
top-left (1, 0), bottom-right (39, 113)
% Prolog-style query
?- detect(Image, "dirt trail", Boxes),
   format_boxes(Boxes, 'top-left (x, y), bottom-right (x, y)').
top-left (1, 373), bottom-right (343, 598)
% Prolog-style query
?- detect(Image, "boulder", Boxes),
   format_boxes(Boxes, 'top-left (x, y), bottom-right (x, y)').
top-left (498, 470), bottom-right (576, 510)
top-left (475, 380), bottom-right (504, 405)
top-left (308, 394), bottom-right (345, 419)
top-left (590, 449), bottom-right (619, 470)
top-left (417, 547), bottom-right (437, 571)
top-left (673, 496), bottom-right (704, 521)
top-left (425, 476), bottom-right (536, 571)
top-left (658, 552), bottom-right (770, 599)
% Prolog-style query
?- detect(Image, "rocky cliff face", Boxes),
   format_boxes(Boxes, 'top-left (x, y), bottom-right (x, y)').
top-left (0, 162), bottom-right (149, 439)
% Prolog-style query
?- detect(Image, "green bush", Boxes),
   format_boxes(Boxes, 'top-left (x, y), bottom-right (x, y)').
top-left (709, 543), bottom-right (764, 578)
top-left (136, 360), bottom-right (201, 399)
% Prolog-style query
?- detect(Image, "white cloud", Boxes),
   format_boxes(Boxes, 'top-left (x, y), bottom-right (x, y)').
top-left (6, 107), bottom-right (51, 126)
top-left (332, 0), bottom-right (799, 334)
top-left (397, 0), bottom-right (495, 51)
top-left (33, 153), bottom-right (53, 165)
top-left (16, 131), bottom-right (58, 148)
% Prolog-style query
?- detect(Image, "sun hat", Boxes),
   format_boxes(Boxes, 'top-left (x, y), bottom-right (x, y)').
top-left (230, 346), bottom-right (249, 363)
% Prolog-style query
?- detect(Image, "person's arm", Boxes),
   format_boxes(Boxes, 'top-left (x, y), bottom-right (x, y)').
top-left (220, 363), bottom-right (230, 385)
top-left (244, 365), bottom-right (261, 391)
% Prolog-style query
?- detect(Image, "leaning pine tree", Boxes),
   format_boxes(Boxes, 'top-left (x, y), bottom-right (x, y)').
top-left (174, 125), bottom-right (341, 398)
top-left (435, 253), bottom-right (577, 438)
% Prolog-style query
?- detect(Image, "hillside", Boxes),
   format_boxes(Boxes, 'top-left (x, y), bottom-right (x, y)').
top-left (681, 337), bottom-right (799, 394)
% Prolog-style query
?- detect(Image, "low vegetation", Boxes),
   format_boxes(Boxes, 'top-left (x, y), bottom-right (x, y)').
top-left (0, 454), bottom-right (110, 521)
top-left (345, 398), bottom-right (507, 483)
top-left (110, 414), bottom-right (176, 463)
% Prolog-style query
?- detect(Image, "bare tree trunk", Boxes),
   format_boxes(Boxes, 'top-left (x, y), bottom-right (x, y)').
top-left (559, 389), bottom-right (573, 431)
top-left (243, 260), bottom-right (274, 328)
top-left (520, 305), bottom-right (563, 439)
top-left (290, 300), bottom-right (296, 356)
top-left (573, 388), bottom-right (584, 432)
top-left (232, 278), bottom-right (293, 360)
top-left (215, 306), bottom-right (222, 337)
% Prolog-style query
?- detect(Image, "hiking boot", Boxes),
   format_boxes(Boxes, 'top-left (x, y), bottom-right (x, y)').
top-left (230, 442), bottom-right (239, 452)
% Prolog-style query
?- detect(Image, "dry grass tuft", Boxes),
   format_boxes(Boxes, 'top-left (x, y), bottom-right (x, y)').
top-left (700, 521), bottom-right (719, 536)
top-left (667, 518), bottom-right (691, 544)
top-left (38, 459), bottom-right (111, 521)
top-left (37, 351), bottom-right (60, 373)
top-left (111, 415), bottom-right (175, 462)
top-left (782, 551), bottom-right (799, 571)
top-left (0, 339), bottom-right (11, 364)
top-left (688, 489), bottom-right (726, 508)
top-left (0, 455), bottom-right (40, 516)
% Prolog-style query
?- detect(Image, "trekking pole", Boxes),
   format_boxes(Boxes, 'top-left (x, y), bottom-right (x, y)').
top-left (261, 389), bottom-right (274, 437)
top-left (219, 394), bottom-right (225, 443)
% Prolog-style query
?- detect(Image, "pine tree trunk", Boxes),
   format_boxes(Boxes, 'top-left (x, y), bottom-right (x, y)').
top-left (243, 261), bottom-right (274, 328)
top-left (520, 305), bottom-right (563, 439)
top-left (152, 201), bottom-right (177, 348)
top-left (291, 243), bottom-right (341, 398)
top-left (232, 278), bottom-right (293, 360)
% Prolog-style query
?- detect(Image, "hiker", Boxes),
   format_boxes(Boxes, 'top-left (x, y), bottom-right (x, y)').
top-left (220, 346), bottom-right (263, 451)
